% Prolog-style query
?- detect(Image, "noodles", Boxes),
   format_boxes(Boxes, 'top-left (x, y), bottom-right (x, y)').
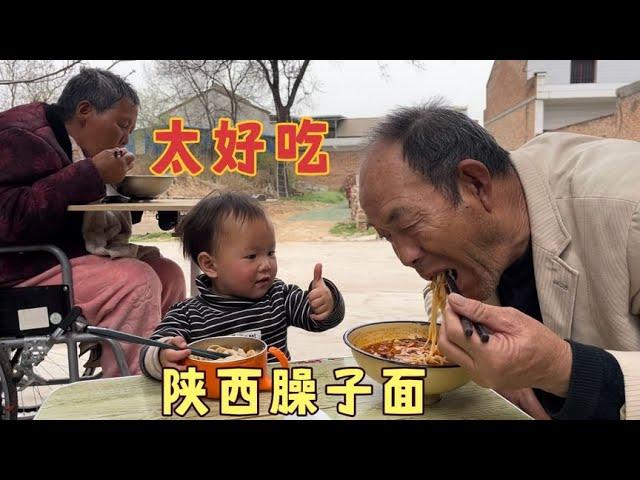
top-left (426, 272), bottom-right (448, 362)
top-left (363, 272), bottom-right (450, 366)
top-left (191, 344), bottom-right (258, 362)
top-left (364, 337), bottom-right (448, 366)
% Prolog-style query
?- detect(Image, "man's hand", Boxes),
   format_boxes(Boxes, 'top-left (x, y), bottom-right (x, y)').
top-left (159, 336), bottom-right (191, 371)
top-left (438, 293), bottom-right (573, 397)
top-left (309, 263), bottom-right (334, 322)
top-left (497, 388), bottom-right (552, 420)
top-left (92, 147), bottom-right (135, 184)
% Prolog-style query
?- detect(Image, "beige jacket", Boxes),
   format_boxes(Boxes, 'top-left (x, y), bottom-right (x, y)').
top-left (510, 132), bottom-right (640, 420)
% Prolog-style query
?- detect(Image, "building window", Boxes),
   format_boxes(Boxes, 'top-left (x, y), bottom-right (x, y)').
top-left (570, 60), bottom-right (596, 83)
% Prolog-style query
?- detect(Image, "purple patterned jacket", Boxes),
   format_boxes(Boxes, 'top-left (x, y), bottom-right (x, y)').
top-left (0, 102), bottom-right (106, 285)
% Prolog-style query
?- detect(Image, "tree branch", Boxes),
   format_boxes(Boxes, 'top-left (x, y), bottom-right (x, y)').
top-left (0, 60), bottom-right (82, 85)
top-left (285, 60), bottom-right (310, 110)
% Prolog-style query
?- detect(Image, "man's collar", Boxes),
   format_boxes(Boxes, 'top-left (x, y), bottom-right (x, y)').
top-left (510, 146), bottom-right (571, 257)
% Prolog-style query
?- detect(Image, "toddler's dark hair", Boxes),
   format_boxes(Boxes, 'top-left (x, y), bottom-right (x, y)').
top-left (175, 192), bottom-right (268, 264)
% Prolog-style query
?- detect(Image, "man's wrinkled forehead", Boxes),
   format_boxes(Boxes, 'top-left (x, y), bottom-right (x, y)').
top-left (360, 141), bottom-right (404, 194)
top-left (364, 139), bottom-right (421, 186)
top-left (362, 139), bottom-right (403, 170)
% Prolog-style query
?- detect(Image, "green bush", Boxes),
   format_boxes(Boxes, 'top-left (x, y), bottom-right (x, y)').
top-left (330, 222), bottom-right (376, 237)
top-left (292, 190), bottom-right (346, 204)
top-left (130, 232), bottom-right (176, 242)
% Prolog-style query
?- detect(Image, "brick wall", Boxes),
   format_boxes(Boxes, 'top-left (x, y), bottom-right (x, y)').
top-left (484, 60), bottom-right (538, 150)
top-left (553, 80), bottom-right (640, 141)
top-left (485, 61), bottom-right (532, 119)
top-left (293, 149), bottom-right (363, 191)
top-left (485, 101), bottom-right (537, 151)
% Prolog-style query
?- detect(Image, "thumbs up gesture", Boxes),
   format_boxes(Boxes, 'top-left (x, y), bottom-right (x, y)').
top-left (309, 263), bottom-right (334, 322)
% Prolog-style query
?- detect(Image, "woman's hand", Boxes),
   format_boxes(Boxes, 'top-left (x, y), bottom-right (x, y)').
top-left (92, 148), bottom-right (134, 184)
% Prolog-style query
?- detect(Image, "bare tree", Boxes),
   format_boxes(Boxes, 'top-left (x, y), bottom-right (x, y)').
top-left (0, 60), bottom-right (84, 109)
top-left (136, 64), bottom-right (184, 130)
top-left (155, 60), bottom-right (270, 126)
top-left (216, 60), bottom-right (268, 124)
top-left (156, 60), bottom-right (224, 132)
top-left (254, 60), bottom-right (311, 198)
top-left (375, 60), bottom-right (427, 82)
top-left (150, 60), bottom-right (314, 196)
top-left (156, 60), bottom-right (267, 128)
top-left (153, 60), bottom-right (274, 176)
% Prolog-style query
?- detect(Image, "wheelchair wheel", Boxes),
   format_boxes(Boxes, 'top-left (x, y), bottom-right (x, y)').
top-left (11, 344), bottom-right (101, 418)
top-left (0, 347), bottom-right (18, 420)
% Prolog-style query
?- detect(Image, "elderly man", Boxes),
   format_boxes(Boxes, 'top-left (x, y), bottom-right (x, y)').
top-left (0, 68), bottom-right (186, 376)
top-left (359, 101), bottom-right (640, 420)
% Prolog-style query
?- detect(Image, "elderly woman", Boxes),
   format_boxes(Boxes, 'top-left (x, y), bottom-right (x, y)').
top-left (0, 68), bottom-right (186, 377)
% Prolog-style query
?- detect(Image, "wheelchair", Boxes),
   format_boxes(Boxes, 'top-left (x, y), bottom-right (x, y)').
top-left (0, 245), bottom-right (129, 420)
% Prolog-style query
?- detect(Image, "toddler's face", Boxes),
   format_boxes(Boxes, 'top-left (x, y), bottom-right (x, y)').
top-left (210, 217), bottom-right (277, 299)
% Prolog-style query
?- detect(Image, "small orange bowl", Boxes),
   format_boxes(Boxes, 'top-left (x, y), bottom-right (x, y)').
top-left (183, 336), bottom-right (288, 399)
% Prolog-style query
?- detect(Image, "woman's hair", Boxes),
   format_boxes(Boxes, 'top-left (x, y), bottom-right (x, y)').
top-left (56, 67), bottom-right (139, 121)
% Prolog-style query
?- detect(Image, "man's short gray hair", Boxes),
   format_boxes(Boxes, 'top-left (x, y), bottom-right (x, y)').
top-left (366, 98), bottom-right (513, 205)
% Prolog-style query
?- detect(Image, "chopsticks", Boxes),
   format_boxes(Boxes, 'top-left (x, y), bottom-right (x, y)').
top-left (85, 326), bottom-right (230, 360)
top-left (444, 270), bottom-right (491, 343)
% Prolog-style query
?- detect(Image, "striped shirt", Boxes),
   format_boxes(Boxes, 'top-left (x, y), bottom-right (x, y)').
top-left (141, 273), bottom-right (345, 379)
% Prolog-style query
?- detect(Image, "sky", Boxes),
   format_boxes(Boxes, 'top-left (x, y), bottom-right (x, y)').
top-left (90, 60), bottom-right (494, 124)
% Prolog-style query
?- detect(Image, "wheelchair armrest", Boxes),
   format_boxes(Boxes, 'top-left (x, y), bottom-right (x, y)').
top-left (0, 245), bottom-right (74, 300)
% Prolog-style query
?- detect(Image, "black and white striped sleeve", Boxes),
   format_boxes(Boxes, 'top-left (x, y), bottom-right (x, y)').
top-left (140, 305), bottom-right (192, 380)
top-left (150, 307), bottom-right (192, 342)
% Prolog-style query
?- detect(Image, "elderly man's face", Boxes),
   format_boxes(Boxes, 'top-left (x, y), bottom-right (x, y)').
top-left (359, 141), bottom-right (503, 301)
top-left (76, 98), bottom-right (138, 157)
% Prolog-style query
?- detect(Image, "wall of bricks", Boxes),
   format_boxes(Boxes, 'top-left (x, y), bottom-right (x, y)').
top-left (485, 61), bottom-right (534, 119)
top-left (484, 60), bottom-right (538, 150)
top-left (554, 80), bottom-right (640, 141)
top-left (293, 149), bottom-right (363, 191)
top-left (485, 101), bottom-right (537, 151)
top-left (486, 62), bottom-right (640, 147)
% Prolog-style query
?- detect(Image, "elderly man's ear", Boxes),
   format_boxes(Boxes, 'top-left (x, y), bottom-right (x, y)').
top-left (457, 159), bottom-right (493, 213)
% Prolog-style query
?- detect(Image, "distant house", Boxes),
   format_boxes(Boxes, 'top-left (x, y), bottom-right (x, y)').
top-left (484, 60), bottom-right (640, 149)
top-left (160, 84), bottom-right (275, 135)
